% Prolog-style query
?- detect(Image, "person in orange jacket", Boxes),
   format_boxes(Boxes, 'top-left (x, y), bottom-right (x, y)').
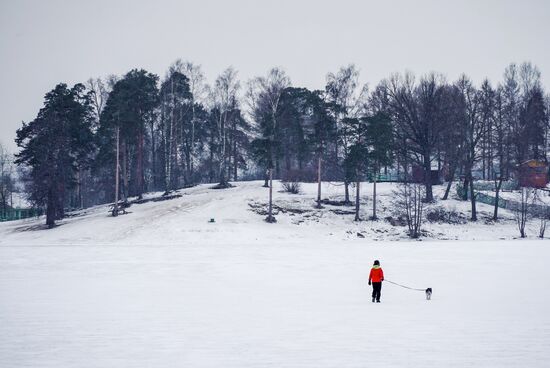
top-left (368, 260), bottom-right (384, 303)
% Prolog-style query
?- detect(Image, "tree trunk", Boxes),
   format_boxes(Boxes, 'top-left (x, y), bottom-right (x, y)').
top-left (344, 181), bottom-right (350, 204)
top-left (266, 168), bottom-right (275, 223)
top-left (442, 165), bottom-right (456, 200)
top-left (355, 175), bottom-right (361, 221)
top-left (263, 170), bottom-right (269, 187)
top-left (121, 138), bottom-right (128, 203)
top-left (469, 172), bottom-right (477, 221)
top-left (316, 156), bottom-right (322, 208)
top-left (136, 130), bottom-right (144, 199)
top-left (481, 141), bottom-right (485, 180)
top-left (372, 169), bottom-right (377, 220)
top-left (190, 103), bottom-right (196, 185)
top-left (423, 154), bottom-right (433, 202)
top-left (462, 176), bottom-right (469, 201)
top-left (233, 137), bottom-right (238, 181)
top-left (493, 176), bottom-right (503, 221)
top-left (150, 121), bottom-right (156, 191)
top-left (76, 168), bottom-right (82, 209)
top-left (167, 80), bottom-right (176, 192)
top-left (46, 188), bottom-right (56, 229)
top-left (113, 126), bottom-right (120, 216)
top-left (209, 134), bottom-right (215, 183)
top-left (218, 110), bottom-right (228, 187)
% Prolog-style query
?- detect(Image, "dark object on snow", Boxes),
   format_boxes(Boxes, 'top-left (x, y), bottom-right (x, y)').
top-left (211, 182), bottom-right (235, 190)
top-left (209, 218), bottom-right (215, 223)
top-left (320, 198), bottom-right (354, 207)
top-left (357, 232), bottom-right (365, 238)
top-left (132, 193), bottom-right (182, 204)
top-left (426, 288), bottom-right (432, 300)
top-left (265, 215), bottom-right (277, 223)
top-left (330, 209), bottom-right (356, 215)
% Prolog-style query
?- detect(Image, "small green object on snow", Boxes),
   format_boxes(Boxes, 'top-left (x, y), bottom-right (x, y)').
top-left (209, 218), bottom-right (215, 223)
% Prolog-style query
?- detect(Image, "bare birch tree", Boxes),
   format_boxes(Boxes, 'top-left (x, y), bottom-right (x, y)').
top-left (211, 67), bottom-right (240, 188)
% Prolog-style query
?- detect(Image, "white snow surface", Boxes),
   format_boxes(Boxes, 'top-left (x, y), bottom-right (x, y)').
top-left (1, 181), bottom-right (549, 367)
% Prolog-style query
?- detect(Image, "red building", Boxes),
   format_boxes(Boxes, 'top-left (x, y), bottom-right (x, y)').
top-left (518, 160), bottom-right (549, 188)
top-left (411, 165), bottom-right (443, 185)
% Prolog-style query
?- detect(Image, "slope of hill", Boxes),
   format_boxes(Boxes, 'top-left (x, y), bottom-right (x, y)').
top-left (0, 181), bottom-right (544, 246)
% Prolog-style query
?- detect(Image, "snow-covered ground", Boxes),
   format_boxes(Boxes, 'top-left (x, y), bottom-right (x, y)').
top-left (0, 181), bottom-right (545, 245)
top-left (1, 181), bottom-right (549, 367)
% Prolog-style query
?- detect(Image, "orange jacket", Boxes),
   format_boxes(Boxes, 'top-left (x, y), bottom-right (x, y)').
top-left (369, 267), bottom-right (384, 283)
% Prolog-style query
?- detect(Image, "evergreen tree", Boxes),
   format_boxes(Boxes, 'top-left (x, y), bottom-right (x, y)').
top-left (226, 108), bottom-right (251, 181)
top-left (343, 117), bottom-right (369, 221)
top-left (97, 69), bottom-right (159, 202)
top-left (303, 89), bottom-right (337, 207)
top-left (15, 84), bottom-right (94, 228)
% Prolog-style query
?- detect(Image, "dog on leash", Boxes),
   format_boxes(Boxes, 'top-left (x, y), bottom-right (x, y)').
top-left (425, 288), bottom-right (432, 300)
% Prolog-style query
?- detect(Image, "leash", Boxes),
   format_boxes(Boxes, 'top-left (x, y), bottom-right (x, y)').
top-left (384, 279), bottom-right (425, 292)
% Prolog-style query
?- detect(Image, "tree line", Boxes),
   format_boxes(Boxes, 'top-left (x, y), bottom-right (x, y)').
top-left (12, 60), bottom-right (549, 227)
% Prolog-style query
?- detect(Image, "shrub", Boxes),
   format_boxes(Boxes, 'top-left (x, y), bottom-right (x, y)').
top-left (282, 181), bottom-right (301, 194)
top-left (425, 205), bottom-right (466, 224)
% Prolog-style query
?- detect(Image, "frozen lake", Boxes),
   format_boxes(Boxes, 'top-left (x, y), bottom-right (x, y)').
top-left (1, 240), bottom-right (549, 367)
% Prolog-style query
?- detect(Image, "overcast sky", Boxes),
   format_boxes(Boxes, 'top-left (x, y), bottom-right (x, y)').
top-left (1, 0), bottom-right (549, 153)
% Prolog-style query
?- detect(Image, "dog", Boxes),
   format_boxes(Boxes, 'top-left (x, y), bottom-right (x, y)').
top-left (425, 288), bottom-right (432, 300)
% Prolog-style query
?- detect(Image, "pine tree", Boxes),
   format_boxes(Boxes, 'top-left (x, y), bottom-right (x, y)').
top-left (343, 118), bottom-right (369, 221)
top-left (15, 84), bottom-right (95, 228)
top-left (97, 69), bottom-right (159, 202)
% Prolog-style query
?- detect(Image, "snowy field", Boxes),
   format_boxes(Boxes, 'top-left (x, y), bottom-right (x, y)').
top-left (1, 181), bottom-right (549, 367)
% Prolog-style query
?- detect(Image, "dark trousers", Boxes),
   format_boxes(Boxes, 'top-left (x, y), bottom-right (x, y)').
top-left (372, 282), bottom-right (382, 301)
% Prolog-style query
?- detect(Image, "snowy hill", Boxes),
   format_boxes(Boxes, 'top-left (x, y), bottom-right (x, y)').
top-left (0, 180), bottom-right (544, 245)
top-left (1, 181), bottom-right (549, 367)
